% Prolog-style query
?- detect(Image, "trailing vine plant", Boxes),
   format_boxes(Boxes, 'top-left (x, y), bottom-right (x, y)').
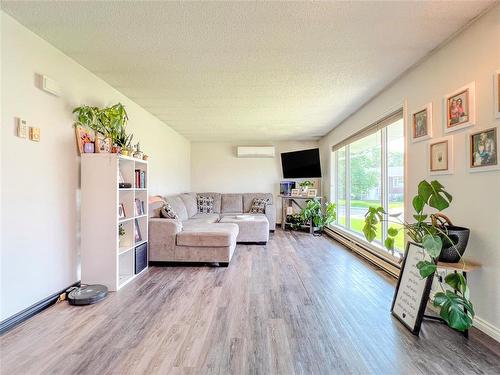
top-left (362, 180), bottom-right (474, 331)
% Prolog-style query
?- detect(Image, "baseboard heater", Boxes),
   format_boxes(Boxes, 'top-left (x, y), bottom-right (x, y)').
top-left (324, 227), bottom-right (400, 278)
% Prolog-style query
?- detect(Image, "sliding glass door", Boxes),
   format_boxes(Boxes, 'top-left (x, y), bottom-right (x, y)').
top-left (330, 111), bottom-right (404, 257)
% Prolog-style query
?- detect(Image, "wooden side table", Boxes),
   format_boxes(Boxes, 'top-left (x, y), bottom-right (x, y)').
top-left (423, 260), bottom-right (481, 338)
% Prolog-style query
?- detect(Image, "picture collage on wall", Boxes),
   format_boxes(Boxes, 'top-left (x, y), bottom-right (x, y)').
top-left (410, 71), bottom-right (500, 174)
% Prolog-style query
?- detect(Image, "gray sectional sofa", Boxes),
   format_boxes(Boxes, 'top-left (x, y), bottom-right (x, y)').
top-left (149, 192), bottom-right (275, 265)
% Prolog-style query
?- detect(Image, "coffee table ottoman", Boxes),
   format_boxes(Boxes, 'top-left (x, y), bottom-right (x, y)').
top-left (219, 215), bottom-right (269, 243)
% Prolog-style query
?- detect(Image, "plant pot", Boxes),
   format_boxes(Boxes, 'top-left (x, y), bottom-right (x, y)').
top-left (121, 149), bottom-right (129, 156)
top-left (111, 146), bottom-right (121, 153)
top-left (438, 225), bottom-right (470, 263)
top-left (83, 142), bottom-right (95, 153)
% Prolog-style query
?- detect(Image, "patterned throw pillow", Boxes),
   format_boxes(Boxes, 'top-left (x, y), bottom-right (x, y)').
top-left (160, 203), bottom-right (178, 219)
top-left (197, 196), bottom-right (214, 214)
top-left (250, 198), bottom-right (269, 214)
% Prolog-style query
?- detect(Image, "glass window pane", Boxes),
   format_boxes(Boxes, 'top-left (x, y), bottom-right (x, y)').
top-left (387, 119), bottom-right (405, 253)
top-left (337, 147), bottom-right (347, 227)
top-left (349, 131), bottom-right (382, 241)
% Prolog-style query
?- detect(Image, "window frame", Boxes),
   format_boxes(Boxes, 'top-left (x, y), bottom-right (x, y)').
top-left (329, 110), bottom-right (404, 260)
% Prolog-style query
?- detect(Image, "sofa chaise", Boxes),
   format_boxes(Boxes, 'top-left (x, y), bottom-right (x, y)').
top-left (149, 192), bottom-right (275, 265)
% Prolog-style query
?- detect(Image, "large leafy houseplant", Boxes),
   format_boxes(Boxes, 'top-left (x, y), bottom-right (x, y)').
top-left (73, 103), bottom-right (129, 144)
top-left (362, 180), bottom-right (474, 331)
top-left (300, 199), bottom-right (336, 235)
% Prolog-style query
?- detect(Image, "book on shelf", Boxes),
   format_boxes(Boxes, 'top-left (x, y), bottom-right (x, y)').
top-left (134, 169), bottom-right (146, 189)
top-left (134, 198), bottom-right (144, 216)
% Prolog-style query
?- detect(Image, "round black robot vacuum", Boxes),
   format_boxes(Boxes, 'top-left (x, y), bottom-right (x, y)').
top-left (67, 284), bottom-right (108, 305)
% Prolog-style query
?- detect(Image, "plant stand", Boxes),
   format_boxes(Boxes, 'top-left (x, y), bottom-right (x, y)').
top-left (423, 260), bottom-right (481, 338)
top-left (280, 195), bottom-right (323, 234)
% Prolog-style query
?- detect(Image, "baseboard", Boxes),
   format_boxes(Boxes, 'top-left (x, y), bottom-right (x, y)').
top-left (0, 281), bottom-right (80, 335)
top-left (324, 227), bottom-right (400, 278)
top-left (474, 316), bottom-right (500, 343)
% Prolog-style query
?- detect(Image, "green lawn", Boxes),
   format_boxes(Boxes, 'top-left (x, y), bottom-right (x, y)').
top-left (338, 199), bottom-right (403, 210)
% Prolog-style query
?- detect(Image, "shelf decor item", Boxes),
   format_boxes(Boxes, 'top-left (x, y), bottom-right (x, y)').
top-left (74, 125), bottom-right (95, 155)
top-left (494, 70), bottom-right (500, 118)
top-left (362, 180), bottom-right (474, 332)
top-left (298, 180), bottom-right (313, 195)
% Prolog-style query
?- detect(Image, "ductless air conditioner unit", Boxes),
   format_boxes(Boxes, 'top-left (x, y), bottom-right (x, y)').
top-left (237, 146), bottom-right (275, 158)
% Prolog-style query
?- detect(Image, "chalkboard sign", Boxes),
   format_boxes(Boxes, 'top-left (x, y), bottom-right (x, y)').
top-left (391, 242), bottom-right (435, 335)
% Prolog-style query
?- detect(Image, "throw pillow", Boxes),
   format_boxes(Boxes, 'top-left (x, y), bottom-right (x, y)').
top-left (250, 198), bottom-right (269, 214)
top-left (197, 196), bottom-right (214, 214)
top-left (160, 203), bottom-right (179, 219)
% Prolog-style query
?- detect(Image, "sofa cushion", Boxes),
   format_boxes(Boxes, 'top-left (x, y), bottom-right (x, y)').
top-left (180, 193), bottom-right (198, 217)
top-left (177, 223), bottom-right (239, 247)
top-left (149, 195), bottom-right (166, 218)
top-left (164, 195), bottom-right (188, 221)
top-left (249, 198), bottom-right (269, 214)
top-left (182, 213), bottom-right (220, 226)
top-left (197, 195), bottom-right (215, 213)
top-left (221, 194), bottom-right (243, 213)
top-left (197, 193), bottom-right (222, 213)
top-left (160, 203), bottom-right (179, 219)
top-left (243, 193), bottom-right (273, 213)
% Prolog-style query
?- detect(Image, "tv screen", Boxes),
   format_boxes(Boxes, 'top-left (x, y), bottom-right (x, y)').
top-left (281, 148), bottom-right (322, 178)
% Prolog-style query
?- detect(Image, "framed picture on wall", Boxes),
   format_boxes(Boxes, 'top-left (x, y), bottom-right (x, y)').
top-left (467, 126), bottom-right (499, 172)
top-left (444, 82), bottom-right (475, 133)
top-left (429, 136), bottom-right (453, 175)
top-left (411, 103), bottom-right (432, 142)
top-left (494, 70), bottom-right (500, 119)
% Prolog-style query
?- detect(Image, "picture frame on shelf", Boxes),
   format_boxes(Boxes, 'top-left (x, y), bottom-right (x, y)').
top-left (467, 126), bottom-right (499, 173)
top-left (429, 136), bottom-right (453, 175)
top-left (307, 188), bottom-right (317, 198)
top-left (444, 82), bottom-right (475, 133)
top-left (494, 70), bottom-right (500, 119)
top-left (411, 103), bottom-right (432, 142)
top-left (134, 219), bottom-right (142, 242)
top-left (291, 189), bottom-right (300, 197)
top-left (118, 203), bottom-right (126, 219)
top-left (95, 135), bottom-right (112, 153)
top-left (74, 125), bottom-right (95, 155)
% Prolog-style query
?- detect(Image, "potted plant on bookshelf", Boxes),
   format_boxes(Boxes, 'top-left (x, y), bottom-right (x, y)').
top-left (299, 199), bottom-right (336, 236)
top-left (362, 180), bottom-right (473, 331)
top-left (118, 224), bottom-right (125, 246)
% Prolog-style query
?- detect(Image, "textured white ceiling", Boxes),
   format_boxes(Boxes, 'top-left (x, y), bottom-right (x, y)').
top-left (1, 1), bottom-right (494, 141)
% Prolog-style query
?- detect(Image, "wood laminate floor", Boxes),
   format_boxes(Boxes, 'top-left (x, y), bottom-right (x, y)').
top-left (1, 229), bottom-right (499, 374)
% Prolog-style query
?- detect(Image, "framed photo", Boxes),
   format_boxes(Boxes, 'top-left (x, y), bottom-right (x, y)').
top-left (411, 103), bottom-right (432, 142)
top-left (291, 188), bottom-right (300, 197)
top-left (134, 219), bottom-right (142, 242)
top-left (74, 125), bottom-right (95, 155)
top-left (118, 203), bottom-right (126, 219)
top-left (494, 70), bottom-right (500, 119)
top-left (391, 242), bottom-right (435, 336)
top-left (429, 136), bottom-right (453, 175)
top-left (307, 188), bottom-right (317, 198)
top-left (95, 135), bottom-right (112, 153)
top-left (467, 126), bottom-right (499, 172)
top-left (444, 82), bottom-right (475, 133)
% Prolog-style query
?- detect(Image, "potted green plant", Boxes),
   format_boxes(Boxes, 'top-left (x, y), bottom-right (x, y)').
top-left (299, 199), bottom-right (336, 236)
top-left (362, 180), bottom-right (473, 331)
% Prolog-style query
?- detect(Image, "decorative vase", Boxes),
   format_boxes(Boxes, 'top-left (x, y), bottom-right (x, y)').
top-left (83, 142), bottom-right (95, 153)
top-left (438, 225), bottom-right (470, 263)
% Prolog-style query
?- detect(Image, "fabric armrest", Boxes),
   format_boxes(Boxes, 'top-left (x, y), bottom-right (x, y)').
top-left (149, 218), bottom-right (183, 236)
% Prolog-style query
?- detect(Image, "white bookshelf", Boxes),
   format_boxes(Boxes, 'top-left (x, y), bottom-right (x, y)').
top-left (81, 153), bottom-right (149, 291)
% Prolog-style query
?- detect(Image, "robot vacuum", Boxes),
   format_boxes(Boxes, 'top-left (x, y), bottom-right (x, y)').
top-left (67, 284), bottom-right (108, 305)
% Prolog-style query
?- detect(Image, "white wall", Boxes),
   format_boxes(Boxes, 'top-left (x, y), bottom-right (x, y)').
top-left (319, 5), bottom-right (500, 338)
top-left (0, 13), bottom-right (191, 321)
top-left (191, 141), bottom-right (320, 222)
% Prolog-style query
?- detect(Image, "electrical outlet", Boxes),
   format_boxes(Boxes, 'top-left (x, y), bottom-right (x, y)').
top-left (29, 127), bottom-right (40, 142)
top-left (17, 118), bottom-right (28, 138)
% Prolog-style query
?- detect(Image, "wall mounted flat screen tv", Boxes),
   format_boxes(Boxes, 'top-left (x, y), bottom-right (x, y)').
top-left (281, 148), bottom-right (322, 178)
